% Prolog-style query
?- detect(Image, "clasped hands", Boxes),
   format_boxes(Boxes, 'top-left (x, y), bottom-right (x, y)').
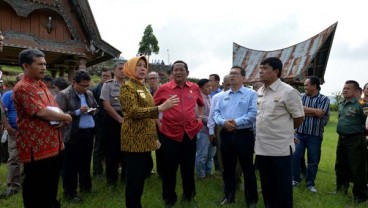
top-left (224, 119), bottom-right (236, 132)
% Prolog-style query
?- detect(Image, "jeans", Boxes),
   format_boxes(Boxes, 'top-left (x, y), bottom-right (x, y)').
top-left (292, 133), bottom-right (322, 187)
top-left (195, 132), bottom-right (216, 177)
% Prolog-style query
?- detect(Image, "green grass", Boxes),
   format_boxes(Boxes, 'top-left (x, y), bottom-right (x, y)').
top-left (0, 112), bottom-right (367, 207)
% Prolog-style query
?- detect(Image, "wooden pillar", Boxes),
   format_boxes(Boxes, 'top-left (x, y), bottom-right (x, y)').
top-left (78, 57), bottom-right (87, 71)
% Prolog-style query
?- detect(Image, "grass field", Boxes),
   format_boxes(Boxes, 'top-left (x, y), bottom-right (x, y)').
top-left (0, 112), bottom-right (367, 207)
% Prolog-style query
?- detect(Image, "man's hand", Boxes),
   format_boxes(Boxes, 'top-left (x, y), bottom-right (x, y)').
top-left (314, 109), bottom-right (325, 117)
top-left (80, 106), bottom-right (88, 114)
top-left (7, 127), bottom-right (17, 137)
top-left (224, 119), bottom-right (236, 132)
top-left (209, 135), bottom-right (216, 143)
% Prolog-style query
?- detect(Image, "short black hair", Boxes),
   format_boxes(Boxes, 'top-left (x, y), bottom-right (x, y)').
top-left (101, 68), bottom-right (113, 77)
top-left (171, 60), bottom-right (188, 73)
top-left (197, 78), bottom-right (210, 88)
top-left (19, 49), bottom-right (45, 67)
top-left (345, 80), bottom-right (360, 90)
top-left (231, 66), bottom-right (246, 76)
top-left (209, 74), bottom-right (220, 82)
top-left (53, 77), bottom-right (70, 91)
top-left (307, 76), bottom-right (321, 91)
top-left (261, 57), bottom-right (283, 78)
top-left (73, 70), bottom-right (91, 83)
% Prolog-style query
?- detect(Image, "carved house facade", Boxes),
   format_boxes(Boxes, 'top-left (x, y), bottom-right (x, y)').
top-left (0, 0), bottom-right (121, 80)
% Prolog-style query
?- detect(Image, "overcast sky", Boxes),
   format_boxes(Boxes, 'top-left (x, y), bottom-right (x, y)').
top-left (89, 0), bottom-right (368, 96)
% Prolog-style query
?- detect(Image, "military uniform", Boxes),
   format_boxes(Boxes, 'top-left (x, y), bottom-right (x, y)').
top-left (335, 97), bottom-right (367, 201)
top-left (100, 80), bottom-right (125, 186)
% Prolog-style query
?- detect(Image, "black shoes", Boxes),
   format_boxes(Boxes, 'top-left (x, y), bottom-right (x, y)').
top-left (64, 193), bottom-right (83, 203)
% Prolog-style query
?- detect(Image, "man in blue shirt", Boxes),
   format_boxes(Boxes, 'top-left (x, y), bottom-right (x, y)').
top-left (292, 76), bottom-right (330, 193)
top-left (213, 66), bottom-right (258, 207)
top-left (0, 73), bottom-right (23, 199)
top-left (56, 70), bottom-right (98, 202)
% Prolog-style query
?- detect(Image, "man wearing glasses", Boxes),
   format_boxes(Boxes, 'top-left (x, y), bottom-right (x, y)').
top-left (213, 66), bottom-right (258, 207)
top-left (56, 70), bottom-right (98, 202)
top-left (147, 71), bottom-right (160, 96)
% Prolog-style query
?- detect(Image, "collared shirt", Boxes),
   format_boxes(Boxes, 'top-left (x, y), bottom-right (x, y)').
top-left (13, 76), bottom-right (64, 163)
top-left (213, 86), bottom-right (257, 129)
top-left (75, 93), bottom-right (95, 129)
top-left (154, 80), bottom-right (205, 142)
top-left (197, 92), bottom-right (211, 134)
top-left (208, 91), bottom-right (225, 135)
top-left (255, 79), bottom-right (304, 156)
top-left (100, 80), bottom-right (122, 111)
top-left (337, 97), bottom-right (366, 135)
top-left (210, 87), bottom-right (222, 97)
top-left (121, 79), bottom-right (159, 152)
top-left (296, 92), bottom-right (330, 137)
top-left (2, 90), bottom-right (17, 128)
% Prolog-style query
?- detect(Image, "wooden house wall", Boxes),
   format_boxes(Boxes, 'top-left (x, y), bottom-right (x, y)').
top-left (0, 1), bottom-right (72, 42)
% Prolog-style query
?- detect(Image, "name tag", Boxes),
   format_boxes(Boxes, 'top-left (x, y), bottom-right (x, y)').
top-left (37, 91), bottom-right (45, 95)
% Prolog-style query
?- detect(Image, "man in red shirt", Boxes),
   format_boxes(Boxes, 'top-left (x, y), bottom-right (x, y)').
top-left (13, 49), bottom-right (72, 208)
top-left (154, 60), bottom-right (204, 207)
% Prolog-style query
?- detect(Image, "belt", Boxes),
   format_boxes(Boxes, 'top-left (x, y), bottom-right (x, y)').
top-left (79, 128), bottom-right (94, 133)
top-left (223, 128), bottom-right (253, 134)
top-left (339, 132), bottom-right (362, 139)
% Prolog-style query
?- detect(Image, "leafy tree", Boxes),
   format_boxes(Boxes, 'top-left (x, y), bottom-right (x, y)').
top-left (332, 91), bottom-right (342, 104)
top-left (138, 25), bottom-right (159, 60)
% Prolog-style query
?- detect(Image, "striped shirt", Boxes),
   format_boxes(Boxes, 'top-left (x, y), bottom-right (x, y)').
top-left (296, 92), bottom-right (330, 137)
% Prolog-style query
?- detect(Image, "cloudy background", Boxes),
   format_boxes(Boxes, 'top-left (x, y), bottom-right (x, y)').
top-left (89, 0), bottom-right (368, 96)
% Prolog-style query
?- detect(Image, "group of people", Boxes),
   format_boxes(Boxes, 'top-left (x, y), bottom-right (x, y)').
top-left (0, 29), bottom-right (367, 207)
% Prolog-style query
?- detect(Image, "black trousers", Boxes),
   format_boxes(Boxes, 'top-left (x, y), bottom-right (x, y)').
top-left (63, 129), bottom-right (94, 196)
top-left (93, 116), bottom-right (105, 176)
top-left (162, 134), bottom-right (196, 205)
top-left (220, 129), bottom-right (258, 204)
top-left (23, 154), bottom-right (62, 208)
top-left (257, 154), bottom-right (293, 208)
top-left (155, 129), bottom-right (164, 177)
top-left (104, 113), bottom-right (125, 186)
top-left (335, 134), bottom-right (367, 197)
top-left (125, 152), bottom-right (152, 208)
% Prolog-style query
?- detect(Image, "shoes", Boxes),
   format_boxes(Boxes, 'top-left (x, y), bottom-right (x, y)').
top-left (0, 189), bottom-right (19, 199)
top-left (354, 196), bottom-right (368, 203)
top-left (220, 197), bottom-right (235, 205)
top-left (292, 181), bottom-right (301, 187)
top-left (247, 202), bottom-right (257, 208)
top-left (307, 186), bottom-right (317, 193)
top-left (165, 200), bottom-right (176, 208)
top-left (64, 193), bottom-right (83, 203)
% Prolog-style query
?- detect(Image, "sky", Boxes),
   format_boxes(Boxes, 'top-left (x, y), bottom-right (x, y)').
top-left (88, 0), bottom-right (368, 96)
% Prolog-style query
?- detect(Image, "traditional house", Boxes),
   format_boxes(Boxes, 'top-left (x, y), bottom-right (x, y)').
top-left (233, 22), bottom-right (337, 86)
top-left (0, 0), bottom-right (121, 80)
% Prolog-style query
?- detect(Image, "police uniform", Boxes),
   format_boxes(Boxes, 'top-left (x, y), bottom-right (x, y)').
top-left (100, 80), bottom-right (125, 186)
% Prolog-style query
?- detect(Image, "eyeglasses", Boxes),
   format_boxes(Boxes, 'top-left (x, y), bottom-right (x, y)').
top-left (148, 77), bottom-right (158, 80)
top-left (78, 83), bottom-right (90, 89)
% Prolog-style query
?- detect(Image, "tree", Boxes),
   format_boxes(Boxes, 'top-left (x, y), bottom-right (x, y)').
top-left (138, 24), bottom-right (159, 61)
top-left (332, 91), bottom-right (342, 104)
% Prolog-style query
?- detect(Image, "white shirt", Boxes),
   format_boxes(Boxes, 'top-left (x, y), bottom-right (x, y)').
top-left (255, 79), bottom-right (304, 156)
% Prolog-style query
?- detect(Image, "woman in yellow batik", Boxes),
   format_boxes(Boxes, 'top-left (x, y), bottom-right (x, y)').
top-left (120, 56), bottom-right (178, 208)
